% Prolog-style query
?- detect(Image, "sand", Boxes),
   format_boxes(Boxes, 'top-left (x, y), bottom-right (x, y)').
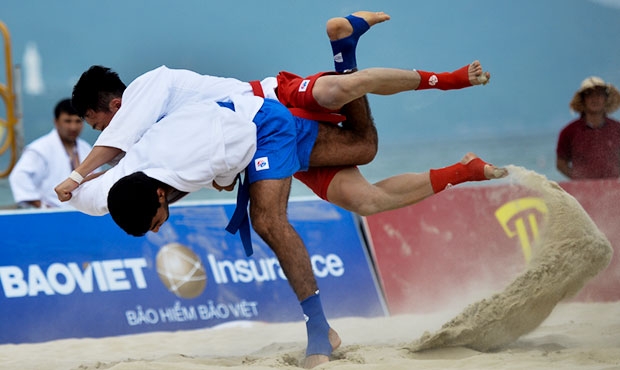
top-left (410, 166), bottom-right (613, 353)
top-left (0, 302), bottom-right (619, 370)
top-left (1, 166), bottom-right (617, 369)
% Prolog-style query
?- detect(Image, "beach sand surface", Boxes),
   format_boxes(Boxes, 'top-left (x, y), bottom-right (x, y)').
top-left (0, 301), bottom-right (619, 370)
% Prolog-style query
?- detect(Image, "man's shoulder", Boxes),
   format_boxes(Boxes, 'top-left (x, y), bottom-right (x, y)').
top-left (606, 117), bottom-right (620, 125)
top-left (76, 137), bottom-right (93, 148)
top-left (25, 130), bottom-right (57, 151)
top-left (560, 118), bottom-right (585, 132)
top-left (139, 65), bottom-right (176, 79)
top-left (129, 65), bottom-right (170, 85)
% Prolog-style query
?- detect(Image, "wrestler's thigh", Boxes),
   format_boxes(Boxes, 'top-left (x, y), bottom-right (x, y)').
top-left (308, 123), bottom-right (370, 167)
top-left (249, 178), bottom-right (292, 223)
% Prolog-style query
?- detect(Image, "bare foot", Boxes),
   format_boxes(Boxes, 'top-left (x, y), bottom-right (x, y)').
top-left (468, 60), bottom-right (491, 86)
top-left (301, 328), bottom-right (341, 369)
top-left (326, 11), bottom-right (391, 41)
top-left (461, 152), bottom-right (508, 179)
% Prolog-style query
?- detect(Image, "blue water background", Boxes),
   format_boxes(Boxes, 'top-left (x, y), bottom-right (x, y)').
top-left (0, 0), bottom-right (619, 205)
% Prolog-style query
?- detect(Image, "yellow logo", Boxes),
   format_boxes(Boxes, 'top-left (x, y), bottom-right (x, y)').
top-left (495, 197), bottom-right (548, 262)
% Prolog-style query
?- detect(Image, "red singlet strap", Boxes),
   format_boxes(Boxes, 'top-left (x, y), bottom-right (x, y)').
top-left (249, 80), bottom-right (265, 98)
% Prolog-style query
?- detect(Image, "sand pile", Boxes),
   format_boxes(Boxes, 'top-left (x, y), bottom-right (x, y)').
top-left (410, 165), bottom-right (613, 352)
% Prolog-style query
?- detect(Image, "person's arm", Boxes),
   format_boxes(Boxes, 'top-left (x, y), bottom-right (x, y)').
top-left (556, 125), bottom-right (574, 179)
top-left (213, 176), bottom-right (238, 192)
top-left (17, 200), bottom-right (42, 208)
top-left (67, 171), bottom-right (114, 216)
top-left (55, 145), bottom-right (123, 202)
top-left (556, 157), bottom-right (573, 179)
top-left (8, 149), bottom-right (46, 207)
top-left (57, 68), bottom-right (170, 202)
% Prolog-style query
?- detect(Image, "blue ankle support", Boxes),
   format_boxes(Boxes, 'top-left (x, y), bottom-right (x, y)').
top-left (330, 14), bottom-right (370, 73)
top-left (300, 292), bottom-right (332, 356)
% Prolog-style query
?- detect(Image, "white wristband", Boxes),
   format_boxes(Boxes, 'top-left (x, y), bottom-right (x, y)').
top-left (69, 170), bottom-right (84, 185)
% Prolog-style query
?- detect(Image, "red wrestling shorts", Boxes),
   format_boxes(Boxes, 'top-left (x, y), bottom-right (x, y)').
top-left (294, 166), bottom-right (349, 201)
top-left (276, 71), bottom-right (337, 113)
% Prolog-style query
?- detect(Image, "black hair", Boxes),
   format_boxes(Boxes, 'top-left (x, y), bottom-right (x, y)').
top-left (53, 98), bottom-right (79, 119)
top-left (72, 65), bottom-right (127, 118)
top-left (107, 172), bottom-right (167, 237)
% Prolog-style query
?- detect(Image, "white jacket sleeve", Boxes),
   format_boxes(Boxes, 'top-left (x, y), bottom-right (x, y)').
top-left (8, 149), bottom-right (47, 203)
top-left (68, 170), bottom-right (116, 216)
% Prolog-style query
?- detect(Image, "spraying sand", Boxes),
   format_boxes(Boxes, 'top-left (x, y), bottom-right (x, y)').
top-left (409, 165), bottom-right (613, 352)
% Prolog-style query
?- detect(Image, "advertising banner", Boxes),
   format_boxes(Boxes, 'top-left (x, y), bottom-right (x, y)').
top-left (0, 199), bottom-right (386, 344)
top-left (364, 180), bottom-right (620, 315)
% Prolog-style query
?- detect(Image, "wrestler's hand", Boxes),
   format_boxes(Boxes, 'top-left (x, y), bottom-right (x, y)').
top-left (55, 178), bottom-right (79, 202)
top-left (213, 178), bottom-right (237, 192)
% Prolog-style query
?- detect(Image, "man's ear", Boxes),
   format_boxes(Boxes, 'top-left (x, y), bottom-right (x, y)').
top-left (156, 188), bottom-right (167, 203)
top-left (109, 97), bottom-right (122, 113)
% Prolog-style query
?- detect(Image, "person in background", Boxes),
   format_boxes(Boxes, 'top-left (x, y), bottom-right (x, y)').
top-left (556, 76), bottom-right (620, 179)
top-left (9, 98), bottom-right (94, 208)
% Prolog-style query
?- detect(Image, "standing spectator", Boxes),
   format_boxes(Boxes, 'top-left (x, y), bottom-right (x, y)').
top-left (9, 98), bottom-right (94, 208)
top-left (556, 77), bottom-right (620, 179)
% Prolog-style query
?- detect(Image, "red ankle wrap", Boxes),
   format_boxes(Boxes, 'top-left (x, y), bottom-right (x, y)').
top-left (429, 158), bottom-right (489, 193)
top-left (416, 64), bottom-right (472, 91)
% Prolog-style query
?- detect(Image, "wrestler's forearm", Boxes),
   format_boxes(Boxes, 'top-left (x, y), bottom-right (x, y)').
top-left (75, 146), bottom-right (123, 177)
top-left (83, 169), bottom-right (107, 183)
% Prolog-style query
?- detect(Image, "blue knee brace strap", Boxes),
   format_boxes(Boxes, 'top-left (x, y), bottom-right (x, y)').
top-left (301, 293), bottom-right (332, 356)
top-left (330, 14), bottom-right (370, 73)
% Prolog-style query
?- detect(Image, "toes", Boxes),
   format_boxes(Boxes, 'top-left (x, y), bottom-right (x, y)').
top-left (487, 166), bottom-right (509, 179)
top-left (477, 73), bottom-right (489, 85)
top-left (351, 10), bottom-right (391, 26)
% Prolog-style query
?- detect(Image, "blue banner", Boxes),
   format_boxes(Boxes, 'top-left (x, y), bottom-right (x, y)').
top-left (0, 199), bottom-right (386, 344)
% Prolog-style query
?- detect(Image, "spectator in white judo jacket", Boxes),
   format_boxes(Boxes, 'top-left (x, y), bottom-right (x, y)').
top-left (9, 98), bottom-right (94, 208)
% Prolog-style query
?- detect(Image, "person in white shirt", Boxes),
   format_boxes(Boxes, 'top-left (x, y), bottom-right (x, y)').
top-left (9, 98), bottom-right (93, 208)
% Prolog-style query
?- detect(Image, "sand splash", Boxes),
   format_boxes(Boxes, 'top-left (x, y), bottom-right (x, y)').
top-left (409, 165), bottom-right (613, 352)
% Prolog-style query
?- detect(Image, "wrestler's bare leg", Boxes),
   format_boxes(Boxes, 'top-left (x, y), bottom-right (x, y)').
top-left (300, 15), bottom-right (386, 368)
top-left (318, 11), bottom-right (490, 109)
top-left (313, 62), bottom-right (492, 110)
top-left (249, 178), bottom-right (315, 300)
top-left (309, 96), bottom-right (377, 167)
top-left (326, 153), bottom-right (508, 216)
top-left (303, 12), bottom-right (385, 169)
top-left (316, 12), bottom-right (491, 111)
top-left (249, 178), bottom-right (342, 369)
